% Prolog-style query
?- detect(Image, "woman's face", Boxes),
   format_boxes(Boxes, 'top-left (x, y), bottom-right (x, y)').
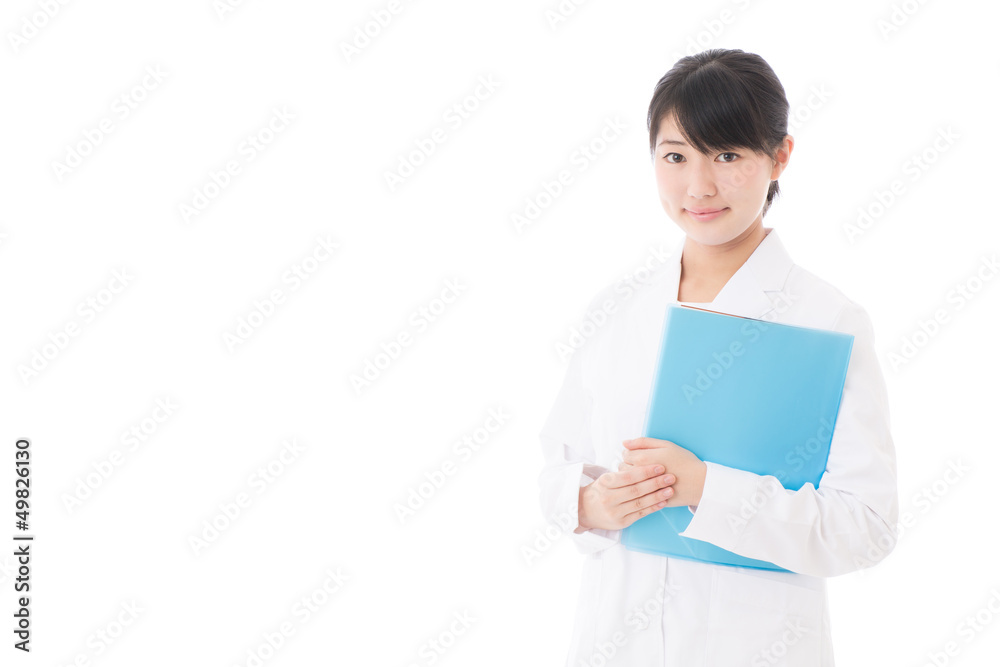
top-left (653, 113), bottom-right (792, 247)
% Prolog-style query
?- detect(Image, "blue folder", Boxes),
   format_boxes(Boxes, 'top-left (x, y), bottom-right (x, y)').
top-left (620, 304), bottom-right (855, 571)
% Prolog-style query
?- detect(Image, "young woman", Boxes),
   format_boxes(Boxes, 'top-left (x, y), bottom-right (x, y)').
top-left (538, 49), bottom-right (899, 666)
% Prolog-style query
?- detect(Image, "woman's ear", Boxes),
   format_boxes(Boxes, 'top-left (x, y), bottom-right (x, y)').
top-left (770, 134), bottom-right (794, 179)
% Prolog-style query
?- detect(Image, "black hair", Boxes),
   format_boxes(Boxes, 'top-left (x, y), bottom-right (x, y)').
top-left (647, 49), bottom-right (790, 217)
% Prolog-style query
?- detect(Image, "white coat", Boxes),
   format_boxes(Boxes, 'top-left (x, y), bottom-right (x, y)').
top-left (538, 227), bottom-right (899, 666)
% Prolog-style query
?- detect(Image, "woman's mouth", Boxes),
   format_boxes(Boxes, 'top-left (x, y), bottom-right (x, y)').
top-left (686, 208), bottom-right (727, 221)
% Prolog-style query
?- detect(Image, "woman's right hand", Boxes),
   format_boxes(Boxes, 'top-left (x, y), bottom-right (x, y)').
top-left (577, 465), bottom-right (676, 532)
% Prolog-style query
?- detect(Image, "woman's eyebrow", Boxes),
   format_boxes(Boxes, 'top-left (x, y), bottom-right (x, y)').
top-left (657, 138), bottom-right (687, 147)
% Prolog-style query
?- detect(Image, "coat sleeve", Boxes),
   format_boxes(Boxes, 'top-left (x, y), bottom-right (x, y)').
top-left (677, 301), bottom-right (899, 577)
top-left (537, 299), bottom-right (621, 556)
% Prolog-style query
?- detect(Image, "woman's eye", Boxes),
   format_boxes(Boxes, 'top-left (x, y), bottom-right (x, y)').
top-left (662, 152), bottom-right (738, 163)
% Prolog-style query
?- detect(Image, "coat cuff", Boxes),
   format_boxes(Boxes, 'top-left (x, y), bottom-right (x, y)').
top-left (677, 460), bottom-right (760, 551)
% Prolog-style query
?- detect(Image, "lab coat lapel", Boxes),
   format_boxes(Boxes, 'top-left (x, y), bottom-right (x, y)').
top-left (657, 227), bottom-right (795, 322)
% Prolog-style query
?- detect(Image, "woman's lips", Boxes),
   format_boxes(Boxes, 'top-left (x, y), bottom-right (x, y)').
top-left (686, 208), bottom-right (727, 221)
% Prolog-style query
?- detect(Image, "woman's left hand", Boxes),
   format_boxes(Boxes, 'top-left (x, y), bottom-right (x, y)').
top-left (618, 438), bottom-right (707, 508)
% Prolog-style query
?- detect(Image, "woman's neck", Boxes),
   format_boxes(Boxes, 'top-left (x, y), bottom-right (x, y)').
top-left (678, 220), bottom-right (769, 300)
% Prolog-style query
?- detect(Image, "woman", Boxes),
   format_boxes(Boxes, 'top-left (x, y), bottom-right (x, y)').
top-left (538, 49), bottom-right (899, 666)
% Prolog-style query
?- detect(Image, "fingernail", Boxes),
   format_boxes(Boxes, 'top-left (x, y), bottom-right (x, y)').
top-left (655, 465), bottom-right (664, 474)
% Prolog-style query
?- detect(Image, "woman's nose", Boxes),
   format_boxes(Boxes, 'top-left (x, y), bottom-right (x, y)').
top-left (686, 162), bottom-right (717, 198)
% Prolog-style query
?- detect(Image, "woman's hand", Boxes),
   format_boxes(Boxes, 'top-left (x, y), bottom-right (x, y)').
top-left (618, 437), bottom-right (707, 508)
top-left (577, 465), bottom-right (676, 532)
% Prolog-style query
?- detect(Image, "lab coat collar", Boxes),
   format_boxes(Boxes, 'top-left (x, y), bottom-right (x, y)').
top-left (659, 226), bottom-right (794, 321)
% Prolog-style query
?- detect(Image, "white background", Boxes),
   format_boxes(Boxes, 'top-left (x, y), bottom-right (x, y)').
top-left (1, 0), bottom-right (998, 665)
